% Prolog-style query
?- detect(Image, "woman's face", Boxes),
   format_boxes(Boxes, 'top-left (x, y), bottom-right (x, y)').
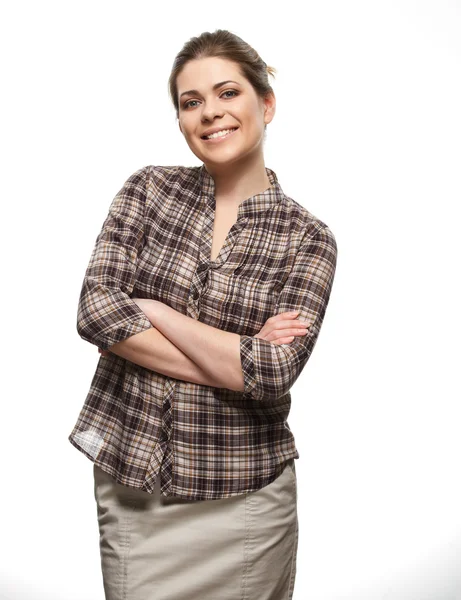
top-left (176, 56), bottom-right (275, 170)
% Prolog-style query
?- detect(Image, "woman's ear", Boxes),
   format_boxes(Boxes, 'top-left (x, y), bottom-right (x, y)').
top-left (263, 91), bottom-right (276, 126)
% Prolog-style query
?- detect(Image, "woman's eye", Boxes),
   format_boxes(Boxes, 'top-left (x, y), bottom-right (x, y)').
top-left (222, 90), bottom-right (238, 98)
top-left (184, 100), bottom-right (199, 109)
top-left (183, 90), bottom-right (238, 110)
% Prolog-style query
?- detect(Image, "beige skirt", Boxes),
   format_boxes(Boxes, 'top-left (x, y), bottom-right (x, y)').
top-left (93, 458), bottom-right (298, 600)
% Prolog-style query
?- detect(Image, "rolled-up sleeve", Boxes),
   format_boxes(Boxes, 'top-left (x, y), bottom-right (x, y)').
top-left (76, 166), bottom-right (153, 351)
top-left (239, 225), bottom-right (338, 402)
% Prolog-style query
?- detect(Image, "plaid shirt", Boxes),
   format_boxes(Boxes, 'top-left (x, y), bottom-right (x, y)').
top-left (68, 164), bottom-right (338, 500)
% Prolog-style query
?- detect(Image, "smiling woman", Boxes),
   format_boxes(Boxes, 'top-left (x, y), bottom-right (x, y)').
top-left (69, 28), bottom-right (337, 600)
top-left (174, 52), bottom-right (276, 180)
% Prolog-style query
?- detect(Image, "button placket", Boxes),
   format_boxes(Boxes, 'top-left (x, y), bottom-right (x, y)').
top-left (159, 378), bottom-right (175, 495)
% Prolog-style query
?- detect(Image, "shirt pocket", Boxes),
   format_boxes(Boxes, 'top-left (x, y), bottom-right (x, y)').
top-left (201, 271), bottom-right (282, 335)
top-left (231, 275), bottom-right (283, 336)
top-left (201, 270), bottom-right (241, 331)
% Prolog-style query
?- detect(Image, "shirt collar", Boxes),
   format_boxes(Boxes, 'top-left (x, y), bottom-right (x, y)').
top-left (198, 163), bottom-right (284, 221)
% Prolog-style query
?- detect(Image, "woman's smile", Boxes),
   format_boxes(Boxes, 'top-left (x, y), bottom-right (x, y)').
top-left (201, 127), bottom-right (239, 144)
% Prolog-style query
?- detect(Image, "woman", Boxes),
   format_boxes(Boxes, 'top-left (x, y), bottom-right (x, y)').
top-left (69, 29), bottom-right (338, 600)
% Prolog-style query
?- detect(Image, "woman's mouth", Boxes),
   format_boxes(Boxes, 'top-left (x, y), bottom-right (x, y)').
top-left (201, 127), bottom-right (238, 143)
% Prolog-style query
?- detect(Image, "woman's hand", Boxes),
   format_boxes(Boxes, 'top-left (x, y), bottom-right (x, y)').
top-left (255, 311), bottom-right (312, 345)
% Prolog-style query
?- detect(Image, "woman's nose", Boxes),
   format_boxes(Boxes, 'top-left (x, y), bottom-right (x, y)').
top-left (201, 100), bottom-right (224, 122)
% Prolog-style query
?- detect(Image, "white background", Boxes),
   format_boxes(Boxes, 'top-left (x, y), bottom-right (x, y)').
top-left (1, 1), bottom-right (460, 599)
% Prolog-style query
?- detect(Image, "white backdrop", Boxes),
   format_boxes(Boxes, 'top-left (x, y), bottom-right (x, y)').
top-left (1, 1), bottom-right (460, 599)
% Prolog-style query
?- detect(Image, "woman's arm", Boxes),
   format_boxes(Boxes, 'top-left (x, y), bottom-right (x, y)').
top-left (106, 300), bottom-right (310, 392)
top-left (108, 299), bottom-right (245, 393)
top-left (106, 324), bottom-right (224, 388)
top-left (114, 224), bottom-right (338, 401)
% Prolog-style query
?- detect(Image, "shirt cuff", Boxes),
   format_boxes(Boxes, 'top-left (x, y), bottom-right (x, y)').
top-left (239, 335), bottom-right (256, 396)
top-left (102, 314), bottom-right (153, 351)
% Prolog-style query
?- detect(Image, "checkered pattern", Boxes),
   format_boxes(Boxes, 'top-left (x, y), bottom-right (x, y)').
top-left (68, 164), bottom-right (338, 500)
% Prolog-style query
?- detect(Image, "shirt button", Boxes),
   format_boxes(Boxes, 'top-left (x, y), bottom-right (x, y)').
top-left (192, 289), bottom-right (199, 299)
top-left (197, 262), bottom-right (208, 273)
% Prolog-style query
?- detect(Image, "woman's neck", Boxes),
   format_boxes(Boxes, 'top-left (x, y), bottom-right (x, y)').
top-left (204, 153), bottom-right (271, 204)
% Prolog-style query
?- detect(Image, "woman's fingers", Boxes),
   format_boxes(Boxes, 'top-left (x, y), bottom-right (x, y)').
top-left (280, 320), bottom-right (310, 330)
top-left (273, 317), bottom-right (311, 333)
top-left (269, 328), bottom-right (309, 343)
top-left (256, 311), bottom-right (313, 345)
top-left (265, 317), bottom-right (312, 345)
top-left (273, 312), bottom-right (311, 328)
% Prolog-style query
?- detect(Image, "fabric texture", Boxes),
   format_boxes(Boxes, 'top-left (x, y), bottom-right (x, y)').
top-left (68, 164), bottom-right (338, 500)
top-left (94, 457), bottom-right (298, 600)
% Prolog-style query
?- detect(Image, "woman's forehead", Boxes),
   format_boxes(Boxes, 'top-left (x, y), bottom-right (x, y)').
top-left (177, 57), bottom-right (245, 90)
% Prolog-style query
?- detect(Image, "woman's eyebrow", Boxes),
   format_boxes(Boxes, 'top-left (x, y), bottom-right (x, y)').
top-left (179, 80), bottom-right (241, 99)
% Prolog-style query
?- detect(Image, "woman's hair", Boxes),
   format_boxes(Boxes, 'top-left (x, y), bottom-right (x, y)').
top-left (168, 29), bottom-right (276, 121)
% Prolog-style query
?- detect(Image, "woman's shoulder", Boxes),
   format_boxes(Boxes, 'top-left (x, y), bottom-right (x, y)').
top-left (280, 191), bottom-right (334, 241)
top-left (125, 164), bottom-right (200, 192)
top-left (141, 164), bottom-right (200, 179)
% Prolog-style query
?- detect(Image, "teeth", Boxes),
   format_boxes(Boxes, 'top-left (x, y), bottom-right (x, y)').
top-left (205, 128), bottom-right (236, 139)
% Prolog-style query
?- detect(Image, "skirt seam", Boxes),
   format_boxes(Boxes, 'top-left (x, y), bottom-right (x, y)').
top-left (241, 492), bottom-right (252, 600)
top-left (118, 503), bottom-right (137, 600)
